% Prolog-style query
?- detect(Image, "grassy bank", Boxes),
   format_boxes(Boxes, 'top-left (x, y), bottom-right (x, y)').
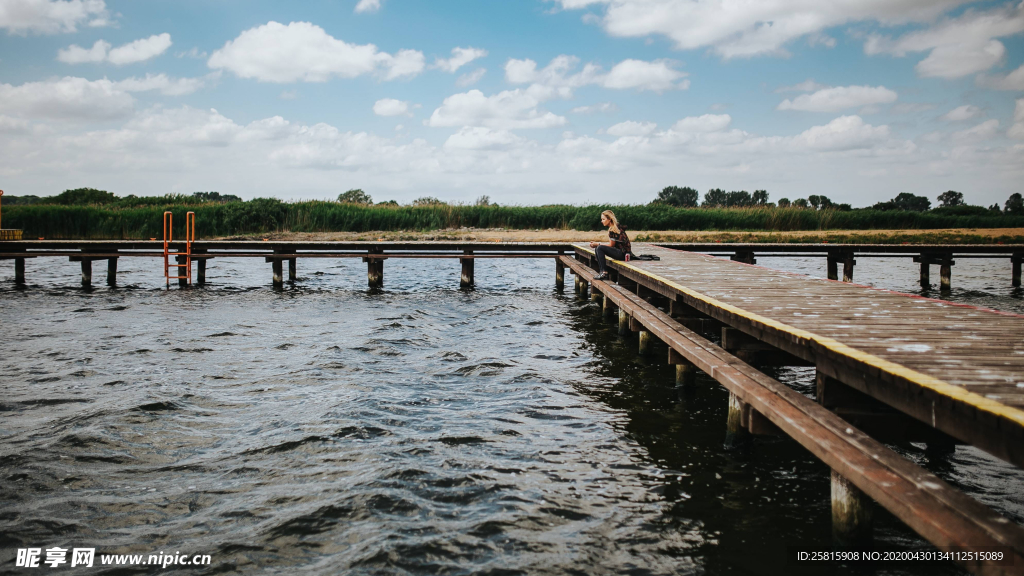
top-left (5, 200), bottom-right (1024, 240)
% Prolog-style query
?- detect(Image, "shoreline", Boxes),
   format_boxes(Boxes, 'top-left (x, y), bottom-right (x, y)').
top-left (215, 227), bottom-right (1024, 245)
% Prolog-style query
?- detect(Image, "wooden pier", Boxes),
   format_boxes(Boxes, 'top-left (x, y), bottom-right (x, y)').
top-left (3, 238), bottom-right (1024, 573)
top-left (568, 243), bottom-right (1024, 575)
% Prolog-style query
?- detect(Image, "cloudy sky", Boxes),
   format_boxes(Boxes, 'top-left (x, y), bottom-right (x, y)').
top-left (1, 0), bottom-right (1022, 206)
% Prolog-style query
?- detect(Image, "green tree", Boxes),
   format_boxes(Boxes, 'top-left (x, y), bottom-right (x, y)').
top-left (1006, 193), bottom-right (1024, 215)
top-left (702, 188), bottom-right (727, 207)
top-left (53, 188), bottom-right (116, 205)
top-left (655, 185), bottom-right (699, 207)
top-left (193, 191), bottom-right (242, 203)
top-left (412, 196), bottom-right (445, 206)
top-left (808, 194), bottom-right (833, 210)
top-left (338, 189), bottom-right (373, 204)
top-left (726, 190), bottom-right (752, 207)
top-left (475, 195), bottom-right (493, 206)
top-left (873, 192), bottom-right (931, 212)
top-left (777, 198), bottom-right (791, 208)
top-left (937, 190), bottom-right (964, 207)
top-left (792, 198), bottom-right (809, 208)
top-left (752, 190), bottom-right (769, 205)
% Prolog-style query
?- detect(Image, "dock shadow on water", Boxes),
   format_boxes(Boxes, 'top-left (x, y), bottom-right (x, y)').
top-left (1, 256), bottom-right (1019, 575)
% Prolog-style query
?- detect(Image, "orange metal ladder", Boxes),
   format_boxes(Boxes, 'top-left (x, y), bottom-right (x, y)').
top-left (163, 211), bottom-right (195, 286)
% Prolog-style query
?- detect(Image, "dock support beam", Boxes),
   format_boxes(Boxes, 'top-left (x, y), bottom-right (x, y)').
top-left (1013, 254), bottom-right (1022, 288)
top-left (919, 261), bottom-right (930, 288)
top-left (725, 392), bottom-right (750, 447)
top-left (638, 329), bottom-right (653, 356)
top-left (197, 260), bottom-right (206, 285)
top-left (940, 261), bottom-right (952, 291)
top-left (176, 256), bottom-right (187, 287)
top-left (842, 257), bottom-right (856, 283)
top-left (602, 293), bottom-right (614, 319)
top-left (590, 283), bottom-right (601, 303)
top-left (367, 257), bottom-right (383, 289)
top-left (80, 259), bottom-right (92, 287)
top-left (731, 251), bottom-right (756, 265)
top-left (618, 308), bottom-right (629, 336)
top-left (831, 470), bottom-right (874, 550)
top-left (288, 259), bottom-right (296, 283)
top-left (827, 257), bottom-right (838, 281)
top-left (272, 259), bottom-right (283, 288)
top-left (668, 348), bottom-right (697, 388)
top-left (106, 258), bottom-right (117, 286)
top-left (14, 257), bottom-right (25, 285)
top-left (461, 252), bottom-right (474, 288)
top-left (555, 259), bottom-right (565, 291)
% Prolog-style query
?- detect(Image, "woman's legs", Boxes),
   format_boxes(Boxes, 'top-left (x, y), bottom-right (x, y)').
top-left (595, 245), bottom-right (624, 273)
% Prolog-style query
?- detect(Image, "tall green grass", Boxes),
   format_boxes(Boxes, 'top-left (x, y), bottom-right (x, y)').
top-left (5, 200), bottom-right (1023, 239)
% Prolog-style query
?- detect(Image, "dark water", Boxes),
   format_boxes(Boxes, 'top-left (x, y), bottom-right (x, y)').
top-left (1, 254), bottom-right (1022, 575)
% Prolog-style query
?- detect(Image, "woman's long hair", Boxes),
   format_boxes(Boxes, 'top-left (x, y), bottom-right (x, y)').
top-left (601, 210), bottom-right (620, 234)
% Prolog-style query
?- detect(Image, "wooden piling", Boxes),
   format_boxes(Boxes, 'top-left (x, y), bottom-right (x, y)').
top-left (602, 293), bottom-right (614, 319)
top-left (831, 470), bottom-right (874, 550)
top-left (176, 255), bottom-right (187, 287)
top-left (919, 261), bottom-right (930, 289)
top-left (14, 257), bottom-right (24, 285)
top-left (638, 329), bottom-right (653, 356)
top-left (590, 283), bottom-right (601, 303)
top-left (668, 348), bottom-right (697, 387)
top-left (461, 252), bottom-right (474, 288)
top-left (940, 262), bottom-right (952, 291)
top-left (618, 308), bottom-right (629, 336)
top-left (725, 392), bottom-right (750, 447)
top-left (288, 258), bottom-right (296, 283)
top-left (827, 257), bottom-right (838, 281)
top-left (1013, 255), bottom-right (1022, 288)
top-left (367, 257), bottom-right (383, 289)
top-left (197, 259), bottom-right (206, 285)
top-left (842, 257), bottom-right (856, 282)
top-left (272, 259), bottom-right (283, 287)
top-left (555, 259), bottom-right (565, 291)
top-left (106, 258), bottom-right (117, 286)
top-left (80, 259), bottom-right (92, 287)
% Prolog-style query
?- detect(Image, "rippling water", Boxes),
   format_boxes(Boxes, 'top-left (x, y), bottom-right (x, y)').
top-left (1, 253), bottom-right (1022, 575)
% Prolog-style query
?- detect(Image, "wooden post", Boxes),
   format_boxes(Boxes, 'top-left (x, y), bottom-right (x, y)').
top-left (197, 259), bottom-right (206, 285)
top-left (81, 259), bottom-right (92, 287)
top-left (1013, 255), bottom-right (1022, 288)
top-left (590, 283), bottom-right (601, 303)
top-left (176, 255), bottom-right (187, 287)
top-left (668, 348), bottom-right (697, 387)
top-left (919, 261), bottom-right (930, 289)
top-left (725, 392), bottom-right (750, 447)
top-left (288, 259), bottom-right (296, 283)
top-left (602, 293), bottom-right (614, 319)
top-left (14, 257), bottom-right (25, 285)
top-left (555, 259), bottom-right (565, 291)
top-left (827, 257), bottom-right (838, 281)
top-left (106, 258), bottom-right (117, 286)
top-left (638, 330), bottom-right (653, 356)
top-left (367, 257), bottom-right (383, 289)
top-left (831, 470), bottom-right (874, 550)
top-left (940, 261), bottom-right (952, 291)
top-left (731, 251), bottom-right (756, 265)
top-left (842, 256), bottom-right (856, 282)
top-left (460, 252), bottom-right (474, 288)
top-left (272, 259), bottom-right (283, 287)
top-left (618, 308), bottom-right (629, 336)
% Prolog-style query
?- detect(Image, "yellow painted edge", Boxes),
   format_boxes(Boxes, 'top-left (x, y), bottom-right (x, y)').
top-left (573, 244), bottom-right (1024, 428)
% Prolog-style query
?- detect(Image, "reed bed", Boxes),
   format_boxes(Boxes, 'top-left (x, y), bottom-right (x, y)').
top-left (5, 200), bottom-right (1023, 240)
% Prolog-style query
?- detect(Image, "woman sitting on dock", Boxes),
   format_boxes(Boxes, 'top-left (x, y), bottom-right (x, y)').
top-left (590, 210), bottom-right (631, 280)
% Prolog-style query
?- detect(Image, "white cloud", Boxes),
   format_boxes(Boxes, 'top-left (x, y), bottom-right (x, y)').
top-left (444, 126), bottom-right (526, 150)
top-left (775, 79), bottom-right (828, 93)
top-left (207, 21), bottom-right (424, 83)
top-left (456, 68), bottom-right (486, 87)
top-left (571, 102), bottom-right (617, 114)
top-left (777, 85), bottom-right (898, 112)
top-left (115, 73), bottom-right (207, 96)
top-left (890, 102), bottom-right (936, 114)
top-left (505, 55), bottom-right (686, 92)
top-left (790, 115), bottom-right (890, 151)
top-left (1009, 99), bottom-right (1024, 139)
top-left (952, 119), bottom-right (1000, 141)
top-left (0, 115), bottom-right (32, 133)
top-left (0, 0), bottom-right (109, 34)
top-left (672, 114), bottom-right (731, 133)
top-left (607, 120), bottom-right (656, 136)
top-left (176, 47), bottom-right (207, 59)
top-left (977, 63), bottom-right (1024, 90)
top-left (553, 0), bottom-right (970, 59)
top-left (864, 2), bottom-right (1024, 79)
top-left (425, 88), bottom-right (566, 129)
top-left (59, 34), bottom-right (172, 65)
top-left (0, 76), bottom-right (134, 120)
top-left (354, 0), bottom-right (381, 13)
top-left (373, 98), bottom-right (412, 117)
top-left (433, 47), bottom-right (488, 73)
top-left (940, 104), bottom-right (982, 122)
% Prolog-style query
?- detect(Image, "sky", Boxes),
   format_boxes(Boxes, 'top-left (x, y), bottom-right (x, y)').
top-left (0, 0), bottom-right (1022, 207)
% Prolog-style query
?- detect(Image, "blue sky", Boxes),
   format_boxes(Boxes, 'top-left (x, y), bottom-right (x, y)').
top-left (1, 0), bottom-right (1022, 207)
